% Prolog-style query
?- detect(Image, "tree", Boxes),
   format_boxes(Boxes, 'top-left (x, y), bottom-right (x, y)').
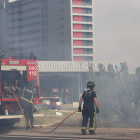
top-left (88, 62), bottom-right (139, 123)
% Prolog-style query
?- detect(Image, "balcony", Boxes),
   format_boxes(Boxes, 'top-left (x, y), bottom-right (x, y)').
top-left (73, 46), bottom-right (93, 48)
top-left (73, 13), bottom-right (92, 17)
top-left (73, 16), bottom-right (92, 23)
top-left (72, 5), bottom-right (92, 8)
top-left (73, 32), bottom-right (93, 39)
top-left (73, 40), bottom-right (93, 46)
top-left (73, 54), bottom-right (93, 56)
top-left (73, 38), bottom-right (93, 41)
top-left (73, 48), bottom-right (93, 55)
top-left (73, 24), bottom-right (93, 31)
top-left (73, 8), bottom-right (92, 16)
top-left (72, 0), bottom-right (92, 7)
top-left (74, 56), bottom-right (93, 61)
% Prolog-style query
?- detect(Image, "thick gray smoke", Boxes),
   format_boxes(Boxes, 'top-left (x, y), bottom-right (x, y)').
top-left (94, 0), bottom-right (140, 73)
top-left (88, 62), bottom-right (140, 127)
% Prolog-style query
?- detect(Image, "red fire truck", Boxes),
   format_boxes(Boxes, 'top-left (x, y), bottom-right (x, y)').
top-left (0, 57), bottom-right (41, 126)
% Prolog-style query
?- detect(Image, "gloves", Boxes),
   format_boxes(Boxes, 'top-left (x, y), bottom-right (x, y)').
top-left (96, 108), bottom-right (99, 113)
top-left (20, 71), bottom-right (23, 75)
top-left (78, 106), bottom-right (81, 112)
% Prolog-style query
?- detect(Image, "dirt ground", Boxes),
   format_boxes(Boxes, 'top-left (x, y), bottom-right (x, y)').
top-left (1, 126), bottom-right (140, 140)
top-left (87, 128), bottom-right (140, 140)
top-left (47, 127), bottom-right (140, 140)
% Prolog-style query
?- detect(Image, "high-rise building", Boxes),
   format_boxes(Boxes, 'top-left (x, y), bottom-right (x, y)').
top-left (0, 0), bottom-right (5, 52)
top-left (6, 0), bottom-right (93, 61)
top-left (71, 0), bottom-right (94, 61)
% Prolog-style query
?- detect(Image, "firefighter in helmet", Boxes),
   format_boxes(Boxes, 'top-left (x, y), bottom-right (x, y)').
top-left (78, 81), bottom-right (99, 135)
top-left (19, 71), bottom-right (35, 129)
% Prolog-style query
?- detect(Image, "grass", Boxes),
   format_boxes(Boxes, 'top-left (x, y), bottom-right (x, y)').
top-left (15, 109), bottom-right (82, 127)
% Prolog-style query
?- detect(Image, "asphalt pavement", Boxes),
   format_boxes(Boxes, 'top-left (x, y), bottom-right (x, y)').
top-left (0, 126), bottom-right (101, 140)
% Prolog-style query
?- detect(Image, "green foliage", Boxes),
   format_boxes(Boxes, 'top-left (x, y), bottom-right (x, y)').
top-left (88, 62), bottom-right (140, 122)
top-left (135, 67), bottom-right (140, 74)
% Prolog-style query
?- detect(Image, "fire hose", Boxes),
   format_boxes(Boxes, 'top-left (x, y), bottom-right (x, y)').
top-left (11, 91), bottom-right (97, 134)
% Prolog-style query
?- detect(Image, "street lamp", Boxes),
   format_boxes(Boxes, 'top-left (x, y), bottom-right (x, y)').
top-left (78, 62), bottom-right (83, 99)
top-left (0, 51), bottom-right (5, 115)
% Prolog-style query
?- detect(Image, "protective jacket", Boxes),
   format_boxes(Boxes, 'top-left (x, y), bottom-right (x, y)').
top-left (19, 76), bottom-right (34, 128)
top-left (20, 76), bottom-right (34, 104)
top-left (82, 89), bottom-right (96, 112)
top-left (81, 89), bottom-right (97, 132)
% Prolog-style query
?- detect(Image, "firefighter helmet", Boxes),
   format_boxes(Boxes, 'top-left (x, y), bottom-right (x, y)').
top-left (87, 81), bottom-right (96, 89)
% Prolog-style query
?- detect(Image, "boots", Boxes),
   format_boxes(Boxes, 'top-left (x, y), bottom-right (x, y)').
top-left (90, 130), bottom-right (95, 135)
top-left (26, 125), bottom-right (30, 129)
top-left (81, 129), bottom-right (86, 135)
top-left (31, 120), bottom-right (34, 128)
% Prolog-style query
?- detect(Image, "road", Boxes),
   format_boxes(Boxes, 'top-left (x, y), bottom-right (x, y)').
top-left (1, 126), bottom-right (140, 140)
top-left (0, 126), bottom-right (102, 140)
top-left (0, 136), bottom-right (100, 140)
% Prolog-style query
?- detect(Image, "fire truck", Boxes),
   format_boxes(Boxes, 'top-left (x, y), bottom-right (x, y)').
top-left (0, 57), bottom-right (41, 126)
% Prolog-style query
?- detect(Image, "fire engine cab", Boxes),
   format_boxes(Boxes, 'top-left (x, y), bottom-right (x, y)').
top-left (0, 57), bottom-right (41, 126)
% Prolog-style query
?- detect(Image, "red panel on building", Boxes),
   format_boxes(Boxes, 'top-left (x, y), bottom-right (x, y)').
top-left (73, 24), bottom-right (83, 30)
top-left (73, 8), bottom-right (82, 13)
top-left (73, 0), bottom-right (82, 5)
top-left (73, 40), bottom-right (83, 46)
top-left (74, 49), bottom-right (83, 54)
top-left (74, 32), bottom-right (83, 38)
top-left (73, 16), bottom-right (82, 21)
top-left (74, 57), bottom-right (83, 61)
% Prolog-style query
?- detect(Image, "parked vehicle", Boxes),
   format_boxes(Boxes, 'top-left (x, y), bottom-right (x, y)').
top-left (39, 97), bottom-right (62, 110)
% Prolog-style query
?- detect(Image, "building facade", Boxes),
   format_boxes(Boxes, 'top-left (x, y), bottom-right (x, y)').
top-left (71, 0), bottom-right (94, 61)
top-left (6, 0), bottom-right (48, 60)
top-left (6, 0), bottom-right (94, 61)
top-left (0, 0), bottom-right (5, 52)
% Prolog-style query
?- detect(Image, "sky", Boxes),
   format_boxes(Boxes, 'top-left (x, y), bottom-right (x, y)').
top-left (94, 0), bottom-right (140, 73)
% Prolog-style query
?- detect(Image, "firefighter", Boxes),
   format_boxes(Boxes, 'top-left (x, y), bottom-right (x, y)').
top-left (78, 81), bottom-right (99, 135)
top-left (19, 71), bottom-right (35, 129)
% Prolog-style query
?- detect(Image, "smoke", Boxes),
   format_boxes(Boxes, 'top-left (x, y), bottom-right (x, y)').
top-left (94, 0), bottom-right (140, 73)
top-left (88, 62), bottom-right (140, 127)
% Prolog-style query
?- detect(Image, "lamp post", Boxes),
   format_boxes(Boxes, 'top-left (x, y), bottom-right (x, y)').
top-left (78, 62), bottom-right (83, 99)
top-left (0, 51), bottom-right (5, 115)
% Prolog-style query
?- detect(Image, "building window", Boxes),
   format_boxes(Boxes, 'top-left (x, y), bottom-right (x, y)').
top-left (9, 48), bottom-right (15, 51)
top-left (83, 56), bottom-right (93, 61)
top-left (9, 29), bottom-right (40, 37)
top-left (9, 22), bottom-right (40, 30)
top-left (41, 4), bottom-right (47, 12)
top-left (60, 16), bottom-right (64, 20)
top-left (43, 51), bottom-right (48, 57)
top-left (61, 25), bottom-right (64, 28)
top-left (18, 37), bottom-right (40, 43)
top-left (41, 20), bottom-right (48, 27)
top-left (42, 0), bottom-right (48, 4)
top-left (61, 56), bottom-right (65, 60)
top-left (42, 35), bottom-right (48, 42)
top-left (42, 27), bottom-right (48, 34)
top-left (9, 7), bottom-right (40, 16)
top-left (11, 14), bottom-right (40, 22)
top-left (9, 0), bottom-right (39, 8)
top-left (60, 0), bottom-right (64, 4)
top-left (9, 41), bottom-right (16, 44)
top-left (41, 12), bottom-right (48, 19)
top-left (9, 44), bottom-right (40, 51)
top-left (61, 41), bottom-right (65, 44)
top-left (61, 33), bottom-right (64, 36)
top-left (60, 9), bottom-right (64, 12)
top-left (61, 48), bottom-right (64, 53)
top-left (42, 43), bottom-right (48, 48)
